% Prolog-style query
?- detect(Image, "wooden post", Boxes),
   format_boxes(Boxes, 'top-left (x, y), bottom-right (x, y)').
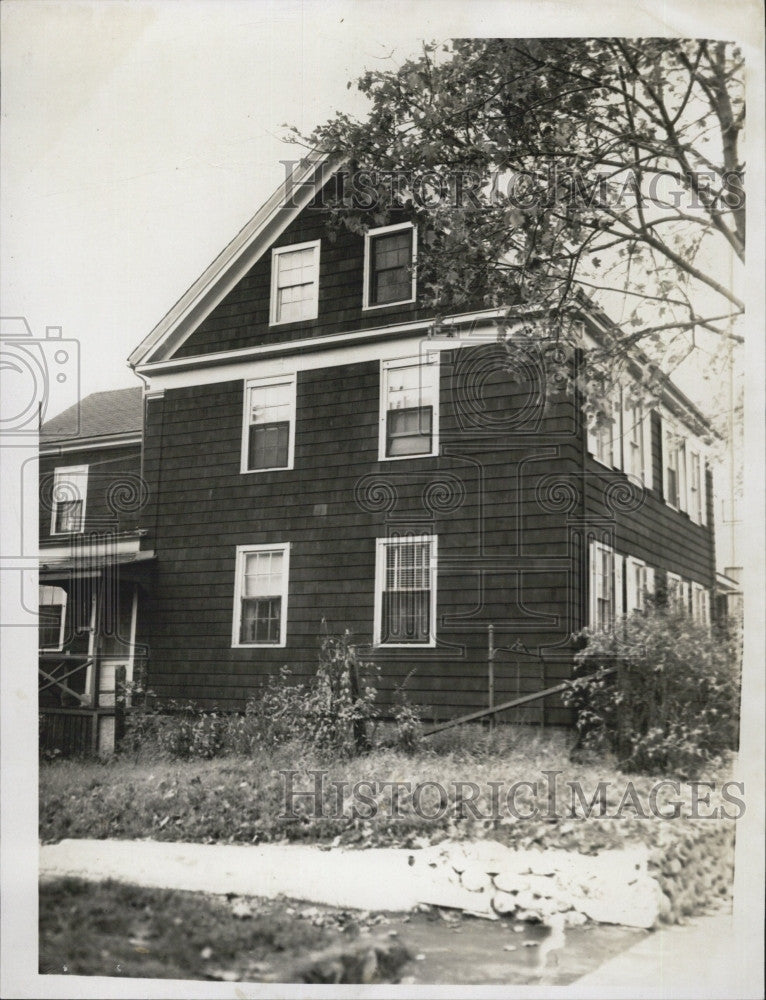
top-left (114, 664), bottom-right (127, 751)
top-left (487, 624), bottom-right (495, 731)
top-left (89, 569), bottom-right (104, 753)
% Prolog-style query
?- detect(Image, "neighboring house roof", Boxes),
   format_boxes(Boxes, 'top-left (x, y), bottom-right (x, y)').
top-left (41, 386), bottom-right (143, 445)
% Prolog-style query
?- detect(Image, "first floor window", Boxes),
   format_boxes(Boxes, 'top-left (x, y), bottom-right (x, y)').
top-left (691, 582), bottom-right (711, 625)
top-left (233, 543), bottom-right (289, 647)
top-left (666, 572), bottom-right (686, 613)
top-left (39, 585), bottom-right (67, 651)
top-left (589, 540), bottom-right (616, 631)
top-left (375, 534), bottom-right (436, 645)
top-left (625, 557), bottom-right (655, 615)
top-left (51, 465), bottom-right (88, 534)
top-left (242, 375), bottom-right (295, 472)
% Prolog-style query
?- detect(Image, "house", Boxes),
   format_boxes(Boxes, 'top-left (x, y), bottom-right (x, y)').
top-left (38, 386), bottom-right (152, 752)
top-left (124, 154), bottom-right (716, 725)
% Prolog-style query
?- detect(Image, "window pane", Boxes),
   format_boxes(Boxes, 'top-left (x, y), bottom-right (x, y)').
top-left (275, 247), bottom-right (316, 322)
top-left (381, 538), bottom-right (432, 643)
top-left (240, 596), bottom-right (281, 644)
top-left (371, 230), bottom-right (413, 305)
top-left (55, 499), bottom-right (83, 533)
top-left (248, 421), bottom-right (289, 469)
top-left (387, 406), bottom-right (432, 456)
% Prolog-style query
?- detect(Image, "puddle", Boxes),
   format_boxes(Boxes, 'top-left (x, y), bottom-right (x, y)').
top-left (388, 911), bottom-right (647, 985)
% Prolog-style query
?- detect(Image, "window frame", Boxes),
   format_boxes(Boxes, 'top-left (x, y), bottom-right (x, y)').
top-left (39, 585), bottom-right (68, 651)
top-left (586, 386), bottom-right (622, 470)
top-left (232, 542), bottom-right (290, 649)
top-left (373, 533), bottom-right (437, 648)
top-left (378, 356), bottom-right (439, 461)
top-left (269, 240), bottom-right (321, 327)
top-left (691, 581), bottom-right (711, 625)
top-left (50, 465), bottom-right (88, 535)
top-left (588, 539), bottom-right (619, 632)
top-left (240, 373), bottom-right (297, 474)
top-left (363, 222), bottom-right (417, 311)
top-left (625, 556), bottom-right (655, 615)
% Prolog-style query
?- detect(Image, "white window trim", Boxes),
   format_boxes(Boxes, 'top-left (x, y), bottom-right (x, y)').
top-left (625, 555), bottom-right (654, 614)
top-left (50, 465), bottom-right (88, 535)
top-left (363, 222), bottom-right (417, 311)
top-left (621, 391), bottom-right (654, 489)
top-left (691, 581), bottom-right (711, 625)
top-left (586, 385), bottom-right (622, 470)
top-left (373, 534), bottom-right (437, 648)
top-left (588, 539), bottom-right (620, 631)
top-left (39, 585), bottom-right (68, 651)
top-left (378, 355), bottom-right (439, 461)
top-left (666, 571), bottom-right (686, 613)
top-left (240, 373), bottom-right (297, 473)
top-left (232, 542), bottom-right (290, 649)
top-left (269, 240), bottom-right (321, 327)
top-left (686, 445), bottom-right (708, 525)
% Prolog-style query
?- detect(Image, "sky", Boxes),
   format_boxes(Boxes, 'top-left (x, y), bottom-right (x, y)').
top-left (0, 0), bottom-right (759, 567)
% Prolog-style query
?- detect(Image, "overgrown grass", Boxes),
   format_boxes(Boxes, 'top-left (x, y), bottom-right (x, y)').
top-left (39, 878), bottom-right (341, 981)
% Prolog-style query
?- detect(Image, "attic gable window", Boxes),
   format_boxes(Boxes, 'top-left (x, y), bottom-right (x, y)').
top-left (241, 374), bottom-right (296, 473)
top-left (270, 241), bottom-right (320, 325)
top-left (51, 465), bottom-right (88, 534)
top-left (380, 357), bottom-right (438, 460)
top-left (363, 223), bottom-right (416, 309)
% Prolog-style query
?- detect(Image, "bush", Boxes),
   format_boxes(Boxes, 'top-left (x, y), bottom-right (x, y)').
top-left (122, 630), bottom-right (379, 760)
top-left (562, 609), bottom-right (740, 777)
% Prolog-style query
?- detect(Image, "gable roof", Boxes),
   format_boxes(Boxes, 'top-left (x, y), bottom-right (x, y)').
top-left (41, 386), bottom-right (143, 444)
top-left (128, 150), bottom-right (341, 369)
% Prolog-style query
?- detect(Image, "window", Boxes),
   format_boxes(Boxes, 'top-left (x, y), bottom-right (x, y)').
top-left (588, 540), bottom-right (622, 631)
top-left (242, 375), bottom-right (296, 472)
top-left (666, 572), bottom-right (687, 613)
top-left (586, 388), bottom-right (621, 469)
top-left (625, 557), bottom-right (655, 614)
top-left (662, 417), bottom-right (689, 512)
top-left (232, 544), bottom-right (289, 647)
top-left (374, 534), bottom-right (437, 646)
top-left (380, 357), bottom-right (438, 459)
top-left (270, 241), bottom-right (320, 325)
top-left (39, 585), bottom-right (67, 651)
top-left (688, 449), bottom-right (707, 525)
top-left (363, 223), bottom-right (416, 309)
top-left (622, 398), bottom-right (653, 487)
top-left (51, 465), bottom-right (88, 534)
top-left (691, 582), bottom-right (711, 625)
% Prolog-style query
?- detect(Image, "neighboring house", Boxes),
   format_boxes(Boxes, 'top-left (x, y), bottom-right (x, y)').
top-left (123, 153), bottom-right (716, 724)
top-left (39, 386), bottom-right (152, 752)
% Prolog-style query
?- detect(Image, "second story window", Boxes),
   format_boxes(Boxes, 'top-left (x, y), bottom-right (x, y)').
top-left (662, 421), bottom-right (687, 511)
top-left (364, 223), bottom-right (416, 309)
top-left (51, 465), bottom-right (88, 534)
top-left (270, 241), bottom-right (320, 325)
top-left (380, 357), bottom-right (438, 459)
top-left (242, 374), bottom-right (296, 473)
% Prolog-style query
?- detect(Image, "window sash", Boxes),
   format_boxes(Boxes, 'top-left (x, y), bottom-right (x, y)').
top-left (54, 499), bottom-right (84, 534)
top-left (243, 377), bottom-right (295, 472)
top-left (370, 230), bottom-right (413, 305)
top-left (386, 405), bottom-right (432, 457)
top-left (376, 536), bottom-right (436, 645)
top-left (51, 465), bottom-right (88, 534)
top-left (272, 244), bottom-right (318, 324)
top-left (233, 545), bottom-right (289, 647)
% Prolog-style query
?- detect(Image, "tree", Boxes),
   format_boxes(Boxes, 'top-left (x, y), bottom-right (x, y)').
top-left (294, 38), bottom-right (744, 401)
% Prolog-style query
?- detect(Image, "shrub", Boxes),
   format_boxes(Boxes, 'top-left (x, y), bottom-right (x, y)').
top-left (121, 630), bottom-right (378, 760)
top-left (562, 609), bottom-right (741, 777)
